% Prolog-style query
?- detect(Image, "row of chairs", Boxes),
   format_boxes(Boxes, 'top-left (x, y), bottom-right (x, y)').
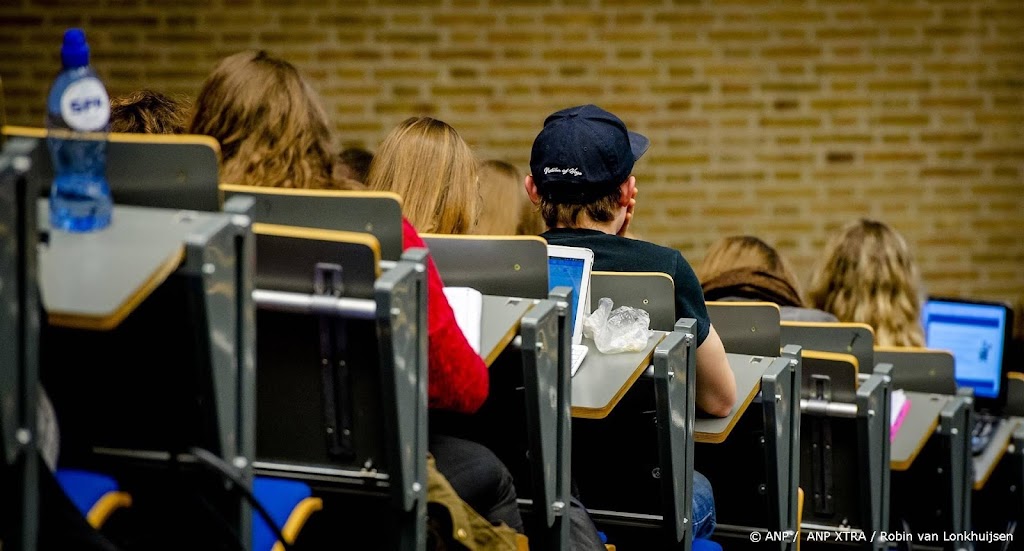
top-left (0, 132), bottom-right (717, 550)
top-left (4, 128), bottom-right (1017, 551)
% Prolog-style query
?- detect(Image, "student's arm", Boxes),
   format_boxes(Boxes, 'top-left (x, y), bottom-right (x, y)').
top-left (695, 324), bottom-right (737, 418)
top-left (673, 252), bottom-right (737, 417)
top-left (403, 220), bottom-right (490, 414)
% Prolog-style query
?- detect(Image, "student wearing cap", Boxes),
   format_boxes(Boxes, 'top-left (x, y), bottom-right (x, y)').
top-left (526, 104), bottom-right (737, 539)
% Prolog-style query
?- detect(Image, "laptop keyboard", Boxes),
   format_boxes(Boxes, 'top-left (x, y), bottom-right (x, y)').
top-left (971, 414), bottom-right (1004, 456)
top-left (571, 344), bottom-right (589, 376)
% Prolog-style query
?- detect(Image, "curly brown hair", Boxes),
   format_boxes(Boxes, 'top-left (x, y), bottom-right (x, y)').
top-left (190, 50), bottom-right (357, 190)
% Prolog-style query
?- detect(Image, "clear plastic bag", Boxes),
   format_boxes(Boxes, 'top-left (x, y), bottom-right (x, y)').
top-left (582, 297), bottom-right (653, 354)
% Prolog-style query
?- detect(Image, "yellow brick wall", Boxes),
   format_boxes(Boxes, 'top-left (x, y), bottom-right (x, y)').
top-left (2, 0), bottom-right (1022, 316)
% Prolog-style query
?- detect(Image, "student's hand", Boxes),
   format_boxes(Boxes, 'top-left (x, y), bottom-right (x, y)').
top-left (617, 187), bottom-right (638, 237)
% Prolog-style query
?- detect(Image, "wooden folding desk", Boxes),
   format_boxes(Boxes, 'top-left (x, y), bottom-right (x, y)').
top-left (38, 201), bottom-right (216, 330)
top-left (694, 353), bottom-right (773, 444)
top-left (974, 417), bottom-right (1020, 490)
top-left (570, 331), bottom-right (668, 419)
top-left (479, 295), bottom-right (534, 367)
top-left (890, 392), bottom-right (950, 471)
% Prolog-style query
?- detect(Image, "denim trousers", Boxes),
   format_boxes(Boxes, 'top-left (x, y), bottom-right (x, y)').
top-left (693, 470), bottom-right (717, 539)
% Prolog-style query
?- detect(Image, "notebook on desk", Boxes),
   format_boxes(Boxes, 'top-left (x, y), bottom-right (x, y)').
top-left (923, 297), bottom-right (1014, 455)
top-left (444, 286), bottom-right (482, 355)
top-left (547, 245), bottom-right (594, 376)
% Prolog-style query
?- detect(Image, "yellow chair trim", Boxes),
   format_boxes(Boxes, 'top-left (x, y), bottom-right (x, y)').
top-left (797, 487), bottom-right (804, 551)
top-left (87, 490), bottom-right (132, 528)
top-left (270, 497), bottom-right (324, 551)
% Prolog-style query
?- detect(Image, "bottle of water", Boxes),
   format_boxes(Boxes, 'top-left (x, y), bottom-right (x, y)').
top-left (46, 28), bottom-right (112, 232)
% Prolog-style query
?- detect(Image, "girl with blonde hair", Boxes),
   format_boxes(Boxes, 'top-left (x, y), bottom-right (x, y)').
top-left (475, 160), bottom-right (544, 235)
top-left (189, 50), bottom-right (359, 190)
top-left (808, 219), bottom-right (925, 347)
top-left (366, 116), bottom-right (479, 234)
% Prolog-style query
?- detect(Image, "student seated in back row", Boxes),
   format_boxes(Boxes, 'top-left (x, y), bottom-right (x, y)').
top-left (698, 235), bottom-right (837, 322)
top-left (807, 218), bottom-right (925, 347)
top-left (189, 51), bottom-right (521, 543)
top-left (526, 104), bottom-right (738, 539)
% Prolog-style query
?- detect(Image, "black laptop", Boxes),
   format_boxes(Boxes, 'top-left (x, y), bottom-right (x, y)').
top-left (922, 297), bottom-right (1015, 454)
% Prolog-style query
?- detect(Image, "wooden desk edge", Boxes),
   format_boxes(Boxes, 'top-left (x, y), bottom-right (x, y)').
top-left (482, 301), bottom-right (533, 368)
top-left (695, 376), bottom-right (762, 444)
top-left (46, 247), bottom-right (185, 331)
top-left (890, 413), bottom-right (940, 472)
top-left (973, 419), bottom-right (1018, 490)
top-left (570, 336), bottom-right (665, 420)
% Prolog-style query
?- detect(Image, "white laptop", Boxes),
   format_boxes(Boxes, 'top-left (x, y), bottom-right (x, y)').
top-left (546, 245), bottom-right (594, 376)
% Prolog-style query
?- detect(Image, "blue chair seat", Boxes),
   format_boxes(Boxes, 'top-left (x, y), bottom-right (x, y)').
top-left (693, 539), bottom-right (723, 551)
top-left (253, 476), bottom-right (323, 551)
top-left (55, 468), bottom-right (120, 518)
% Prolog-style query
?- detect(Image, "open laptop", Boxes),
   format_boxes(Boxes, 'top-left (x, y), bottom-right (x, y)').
top-left (547, 245), bottom-right (594, 376)
top-left (922, 297), bottom-right (1014, 454)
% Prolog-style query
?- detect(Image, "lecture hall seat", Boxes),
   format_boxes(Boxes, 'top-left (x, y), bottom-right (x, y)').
top-left (252, 476), bottom-right (323, 551)
top-left (54, 468), bottom-right (132, 528)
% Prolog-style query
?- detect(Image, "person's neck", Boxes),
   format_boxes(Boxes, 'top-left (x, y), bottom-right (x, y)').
top-left (554, 217), bottom-right (620, 235)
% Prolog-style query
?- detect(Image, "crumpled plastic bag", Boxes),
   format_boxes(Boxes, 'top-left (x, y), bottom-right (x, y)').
top-left (582, 297), bottom-right (653, 354)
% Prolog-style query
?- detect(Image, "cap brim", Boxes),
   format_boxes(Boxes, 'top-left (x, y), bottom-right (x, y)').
top-left (629, 131), bottom-right (650, 161)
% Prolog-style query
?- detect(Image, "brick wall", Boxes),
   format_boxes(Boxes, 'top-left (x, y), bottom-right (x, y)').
top-left (3, 0), bottom-right (1022, 315)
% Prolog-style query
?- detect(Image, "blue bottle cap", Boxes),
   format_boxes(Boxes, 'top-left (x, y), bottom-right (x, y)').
top-left (61, 28), bottom-right (90, 69)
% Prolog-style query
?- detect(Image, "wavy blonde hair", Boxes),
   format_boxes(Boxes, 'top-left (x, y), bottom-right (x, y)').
top-left (367, 117), bottom-right (479, 234)
top-left (190, 50), bottom-right (356, 190)
top-left (808, 219), bottom-right (925, 347)
top-left (474, 160), bottom-right (543, 235)
top-left (699, 235), bottom-right (804, 299)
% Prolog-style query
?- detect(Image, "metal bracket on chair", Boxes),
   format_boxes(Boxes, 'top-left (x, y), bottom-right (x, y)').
top-left (803, 373), bottom-right (835, 516)
top-left (315, 262), bottom-right (355, 458)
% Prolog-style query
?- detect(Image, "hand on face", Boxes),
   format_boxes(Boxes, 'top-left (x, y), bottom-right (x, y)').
top-left (617, 186), bottom-right (638, 236)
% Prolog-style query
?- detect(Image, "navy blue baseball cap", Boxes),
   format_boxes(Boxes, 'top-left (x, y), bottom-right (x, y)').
top-left (529, 104), bottom-right (650, 204)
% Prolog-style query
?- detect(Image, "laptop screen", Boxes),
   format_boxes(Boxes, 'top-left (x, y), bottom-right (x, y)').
top-left (923, 298), bottom-right (1010, 400)
top-left (548, 256), bottom-right (586, 336)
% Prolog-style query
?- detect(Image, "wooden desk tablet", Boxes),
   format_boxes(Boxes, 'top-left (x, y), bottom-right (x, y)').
top-left (571, 331), bottom-right (668, 419)
top-left (694, 353), bottom-right (771, 444)
top-left (973, 417), bottom-right (1020, 490)
top-left (37, 201), bottom-right (213, 330)
top-left (890, 392), bottom-right (949, 471)
top-left (480, 295), bottom-right (534, 367)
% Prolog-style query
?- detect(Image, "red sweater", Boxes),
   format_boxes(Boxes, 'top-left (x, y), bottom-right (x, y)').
top-left (402, 219), bottom-right (489, 414)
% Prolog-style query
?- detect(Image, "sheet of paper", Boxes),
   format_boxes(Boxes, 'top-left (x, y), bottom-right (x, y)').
top-left (443, 286), bottom-right (482, 355)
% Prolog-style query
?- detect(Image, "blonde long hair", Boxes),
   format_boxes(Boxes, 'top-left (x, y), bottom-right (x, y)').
top-left (475, 160), bottom-right (543, 235)
top-left (190, 50), bottom-right (353, 190)
top-left (367, 117), bottom-right (479, 234)
top-left (808, 219), bottom-right (925, 347)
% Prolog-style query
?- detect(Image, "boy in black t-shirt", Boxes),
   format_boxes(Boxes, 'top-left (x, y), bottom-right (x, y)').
top-left (527, 104), bottom-right (736, 540)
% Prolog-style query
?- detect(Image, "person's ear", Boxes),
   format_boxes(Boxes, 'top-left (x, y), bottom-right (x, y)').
top-left (619, 176), bottom-right (637, 207)
top-left (524, 175), bottom-right (542, 205)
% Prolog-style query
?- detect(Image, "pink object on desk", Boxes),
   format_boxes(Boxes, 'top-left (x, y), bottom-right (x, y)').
top-left (890, 394), bottom-right (912, 441)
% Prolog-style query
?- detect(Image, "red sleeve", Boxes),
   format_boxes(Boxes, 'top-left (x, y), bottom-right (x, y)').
top-left (402, 219), bottom-right (489, 414)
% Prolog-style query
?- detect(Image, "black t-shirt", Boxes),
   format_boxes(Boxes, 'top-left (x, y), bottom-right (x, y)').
top-left (541, 228), bottom-right (711, 346)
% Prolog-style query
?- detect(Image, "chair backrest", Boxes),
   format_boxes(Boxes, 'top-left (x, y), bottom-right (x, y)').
top-left (2, 126), bottom-right (221, 212)
top-left (1007, 372), bottom-right (1024, 416)
top-left (251, 224), bottom-right (428, 545)
top-left (874, 347), bottom-right (957, 395)
top-left (781, 321), bottom-right (875, 373)
top-left (422, 234), bottom-right (549, 299)
top-left (222, 184), bottom-right (405, 262)
top-left (706, 301), bottom-right (781, 357)
top-left (590, 271), bottom-right (676, 331)
top-left (802, 350), bottom-right (859, 403)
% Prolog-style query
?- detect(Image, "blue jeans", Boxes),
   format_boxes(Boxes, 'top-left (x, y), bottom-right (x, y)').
top-left (693, 470), bottom-right (717, 539)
